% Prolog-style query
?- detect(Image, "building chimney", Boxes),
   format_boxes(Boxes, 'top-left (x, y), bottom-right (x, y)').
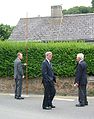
top-left (51, 5), bottom-right (63, 17)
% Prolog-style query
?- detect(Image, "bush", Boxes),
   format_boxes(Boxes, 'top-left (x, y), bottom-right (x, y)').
top-left (0, 41), bottom-right (94, 78)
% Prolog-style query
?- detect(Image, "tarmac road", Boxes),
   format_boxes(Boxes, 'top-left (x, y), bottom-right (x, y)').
top-left (0, 94), bottom-right (94, 119)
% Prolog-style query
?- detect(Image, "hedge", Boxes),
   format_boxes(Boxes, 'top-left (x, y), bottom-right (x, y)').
top-left (0, 41), bottom-right (94, 78)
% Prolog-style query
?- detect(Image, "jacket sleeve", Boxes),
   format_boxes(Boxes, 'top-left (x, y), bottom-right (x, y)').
top-left (17, 61), bottom-right (23, 76)
top-left (75, 64), bottom-right (82, 84)
top-left (42, 62), bottom-right (48, 82)
top-left (53, 75), bottom-right (56, 83)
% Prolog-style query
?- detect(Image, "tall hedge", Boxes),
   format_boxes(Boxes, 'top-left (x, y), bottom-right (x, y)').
top-left (0, 41), bottom-right (94, 78)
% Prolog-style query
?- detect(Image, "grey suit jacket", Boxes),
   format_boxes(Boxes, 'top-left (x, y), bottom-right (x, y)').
top-left (14, 58), bottom-right (23, 79)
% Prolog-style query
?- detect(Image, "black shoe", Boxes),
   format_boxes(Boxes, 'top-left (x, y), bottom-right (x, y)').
top-left (85, 103), bottom-right (88, 106)
top-left (76, 104), bottom-right (85, 107)
top-left (50, 105), bottom-right (55, 108)
top-left (18, 97), bottom-right (24, 99)
top-left (15, 96), bottom-right (19, 99)
top-left (43, 107), bottom-right (52, 110)
top-left (15, 97), bottom-right (24, 100)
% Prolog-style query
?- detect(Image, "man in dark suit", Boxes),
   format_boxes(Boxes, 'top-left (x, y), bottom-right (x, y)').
top-left (42, 51), bottom-right (56, 110)
top-left (74, 53), bottom-right (88, 107)
top-left (14, 52), bottom-right (25, 99)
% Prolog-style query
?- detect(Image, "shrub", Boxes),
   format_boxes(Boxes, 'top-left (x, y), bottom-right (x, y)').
top-left (0, 41), bottom-right (94, 78)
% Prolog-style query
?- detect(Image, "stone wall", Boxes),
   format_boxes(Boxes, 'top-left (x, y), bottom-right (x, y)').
top-left (0, 77), bottom-right (94, 96)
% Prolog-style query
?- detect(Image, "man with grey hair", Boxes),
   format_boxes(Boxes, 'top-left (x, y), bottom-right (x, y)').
top-left (74, 53), bottom-right (88, 107)
top-left (77, 53), bottom-right (84, 61)
top-left (14, 52), bottom-right (25, 99)
top-left (42, 51), bottom-right (56, 110)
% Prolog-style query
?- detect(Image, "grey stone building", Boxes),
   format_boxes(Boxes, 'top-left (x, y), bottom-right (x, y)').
top-left (9, 5), bottom-right (94, 41)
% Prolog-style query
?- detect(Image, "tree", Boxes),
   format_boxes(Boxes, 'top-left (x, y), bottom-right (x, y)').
top-left (91, 0), bottom-right (94, 7)
top-left (63, 6), bottom-right (80, 14)
top-left (63, 6), bottom-right (94, 15)
top-left (0, 24), bottom-right (14, 40)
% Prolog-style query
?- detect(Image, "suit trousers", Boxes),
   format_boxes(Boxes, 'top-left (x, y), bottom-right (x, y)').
top-left (78, 85), bottom-right (88, 105)
top-left (42, 81), bottom-right (56, 108)
top-left (15, 78), bottom-right (22, 97)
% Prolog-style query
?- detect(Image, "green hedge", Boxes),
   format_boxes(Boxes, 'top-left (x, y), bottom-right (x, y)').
top-left (0, 41), bottom-right (94, 78)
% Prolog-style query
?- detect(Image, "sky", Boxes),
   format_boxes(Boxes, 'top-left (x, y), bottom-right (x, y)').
top-left (0, 0), bottom-right (92, 26)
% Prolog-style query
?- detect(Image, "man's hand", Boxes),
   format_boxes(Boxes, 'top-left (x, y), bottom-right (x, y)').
top-left (74, 83), bottom-right (78, 87)
top-left (22, 75), bottom-right (25, 79)
top-left (24, 63), bottom-right (27, 66)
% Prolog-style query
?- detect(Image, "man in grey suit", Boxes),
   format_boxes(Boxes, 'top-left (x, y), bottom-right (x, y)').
top-left (74, 53), bottom-right (88, 107)
top-left (14, 52), bottom-right (24, 99)
top-left (42, 51), bottom-right (56, 110)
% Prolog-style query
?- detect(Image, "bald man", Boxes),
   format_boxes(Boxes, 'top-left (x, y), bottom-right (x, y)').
top-left (14, 52), bottom-right (24, 99)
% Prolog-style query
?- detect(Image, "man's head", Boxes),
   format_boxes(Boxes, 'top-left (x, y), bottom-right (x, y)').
top-left (76, 53), bottom-right (84, 62)
top-left (45, 51), bottom-right (52, 61)
top-left (17, 52), bottom-right (23, 60)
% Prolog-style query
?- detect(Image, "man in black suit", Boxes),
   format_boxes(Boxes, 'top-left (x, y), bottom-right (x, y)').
top-left (42, 51), bottom-right (56, 110)
top-left (74, 53), bottom-right (88, 107)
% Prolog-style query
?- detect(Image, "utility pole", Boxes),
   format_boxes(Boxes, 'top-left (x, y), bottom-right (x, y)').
top-left (25, 12), bottom-right (29, 95)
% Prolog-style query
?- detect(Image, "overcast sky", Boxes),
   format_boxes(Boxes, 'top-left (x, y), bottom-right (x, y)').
top-left (0, 0), bottom-right (91, 26)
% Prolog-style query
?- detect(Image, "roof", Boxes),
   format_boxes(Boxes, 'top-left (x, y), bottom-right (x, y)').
top-left (9, 13), bottom-right (94, 41)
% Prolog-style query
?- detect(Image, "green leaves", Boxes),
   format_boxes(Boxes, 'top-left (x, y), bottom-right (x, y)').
top-left (0, 41), bottom-right (94, 78)
top-left (0, 24), bottom-right (14, 40)
top-left (63, 6), bottom-right (94, 15)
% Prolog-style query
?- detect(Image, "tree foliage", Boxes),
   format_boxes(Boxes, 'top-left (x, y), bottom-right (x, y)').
top-left (63, 6), bottom-right (94, 15)
top-left (0, 24), bottom-right (14, 40)
top-left (91, 0), bottom-right (94, 7)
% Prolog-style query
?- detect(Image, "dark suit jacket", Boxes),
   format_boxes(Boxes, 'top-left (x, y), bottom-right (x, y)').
top-left (42, 59), bottom-right (56, 84)
top-left (75, 60), bottom-right (87, 85)
top-left (14, 58), bottom-right (23, 79)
